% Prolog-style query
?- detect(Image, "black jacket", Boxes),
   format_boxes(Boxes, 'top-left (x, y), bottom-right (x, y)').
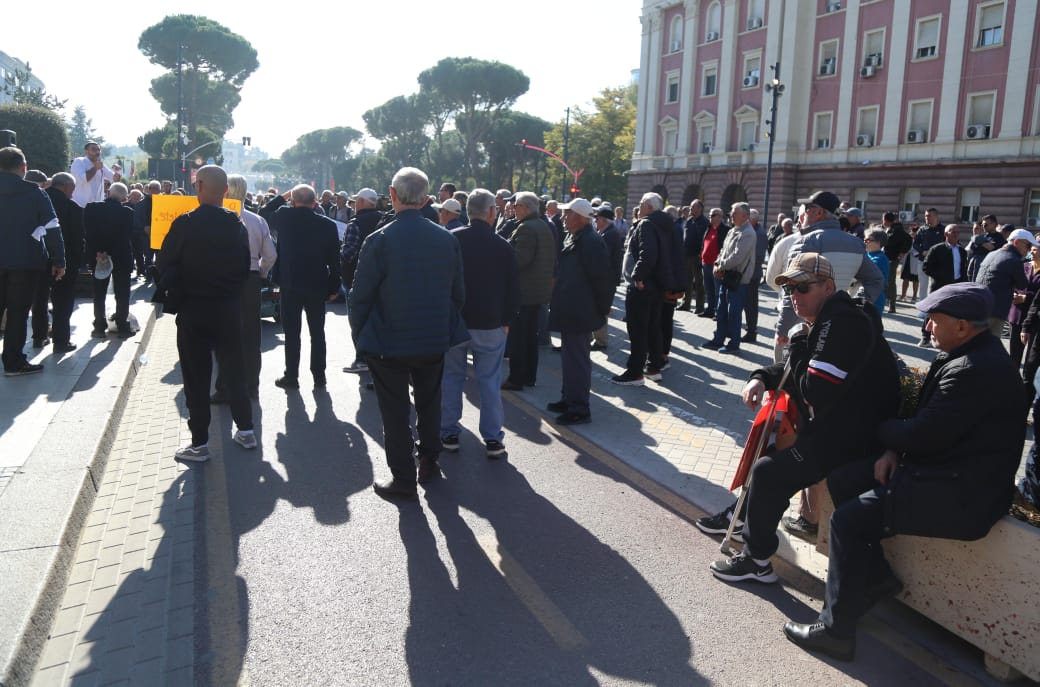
top-left (549, 224), bottom-right (613, 333)
top-left (625, 210), bottom-right (679, 292)
top-left (269, 205), bottom-right (341, 298)
top-left (46, 187), bottom-right (84, 272)
top-left (883, 223), bottom-right (912, 262)
top-left (922, 241), bottom-right (968, 288)
top-left (451, 220), bottom-right (519, 329)
top-left (156, 204), bottom-right (250, 303)
top-left (878, 331), bottom-right (1025, 539)
top-left (84, 198), bottom-right (135, 272)
top-left (752, 292), bottom-right (900, 469)
top-left (684, 214), bottom-right (708, 258)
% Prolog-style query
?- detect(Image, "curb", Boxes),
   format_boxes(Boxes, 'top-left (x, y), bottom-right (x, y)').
top-left (0, 305), bottom-right (160, 687)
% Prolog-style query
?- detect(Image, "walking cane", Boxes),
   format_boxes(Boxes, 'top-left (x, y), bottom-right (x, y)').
top-left (720, 346), bottom-right (797, 556)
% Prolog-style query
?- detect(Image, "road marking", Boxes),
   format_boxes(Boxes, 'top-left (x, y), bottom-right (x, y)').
top-left (204, 429), bottom-right (248, 686)
top-left (475, 532), bottom-right (588, 652)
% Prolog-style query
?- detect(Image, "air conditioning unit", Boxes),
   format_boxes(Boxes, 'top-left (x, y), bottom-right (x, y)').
top-left (743, 75), bottom-right (759, 87)
top-left (706, 31), bottom-right (720, 41)
top-left (816, 138), bottom-right (831, 149)
top-left (899, 210), bottom-right (915, 223)
top-left (819, 60), bottom-right (836, 76)
top-left (906, 129), bottom-right (926, 143)
top-left (1027, 218), bottom-right (1040, 228)
top-left (855, 133), bottom-right (874, 147)
top-left (746, 142), bottom-right (758, 151)
top-left (747, 16), bottom-right (763, 30)
top-left (701, 143), bottom-right (713, 154)
top-left (865, 53), bottom-right (883, 67)
top-left (860, 65), bottom-right (877, 78)
top-left (916, 45), bottom-right (936, 58)
top-left (670, 40), bottom-right (681, 52)
top-left (966, 124), bottom-right (991, 139)
top-left (826, 1), bottom-right (841, 12)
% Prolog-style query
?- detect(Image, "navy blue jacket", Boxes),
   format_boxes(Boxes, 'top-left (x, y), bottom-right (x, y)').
top-left (269, 205), bottom-right (341, 298)
top-left (0, 171), bottom-right (64, 270)
top-left (451, 220), bottom-right (519, 329)
top-left (549, 223), bottom-right (613, 333)
top-left (349, 209), bottom-right (468, 357)
top-left (84, 198), bottom-right (134, 272)
top-left (45, 187), bottom-right (84, 272)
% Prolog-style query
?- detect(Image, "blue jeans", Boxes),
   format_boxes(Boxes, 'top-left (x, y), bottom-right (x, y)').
top-left (711, 282), bottom-right (746, 348)
top-left (441, 327), bottom-right (507, 442)
top-left (701, 263), bottom-right (717, 314)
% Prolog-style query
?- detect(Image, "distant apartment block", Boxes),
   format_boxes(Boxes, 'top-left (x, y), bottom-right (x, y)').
top-left (0, 50), bottom-right (46, 106)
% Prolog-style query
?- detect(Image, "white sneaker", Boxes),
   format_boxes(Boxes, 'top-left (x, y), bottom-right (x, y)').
top-left (233, 430), bottom-right (258, 449)
top-left (175, 444), bottom-right (210, 462)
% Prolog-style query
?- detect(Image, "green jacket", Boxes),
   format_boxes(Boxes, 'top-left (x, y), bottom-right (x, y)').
top-left (510, 215), bottom-right (556, 305)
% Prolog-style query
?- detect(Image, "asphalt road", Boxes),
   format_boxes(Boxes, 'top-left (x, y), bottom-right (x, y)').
top-left (192, 306), bottom-right (983, 687)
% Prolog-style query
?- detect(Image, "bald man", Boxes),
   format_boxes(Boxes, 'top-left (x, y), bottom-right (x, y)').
top-left (156, 165), bottom-right (256, 462)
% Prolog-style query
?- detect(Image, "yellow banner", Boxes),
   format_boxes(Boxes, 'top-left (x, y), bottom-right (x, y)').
top-left (150, 196), bottom-right (243, 250)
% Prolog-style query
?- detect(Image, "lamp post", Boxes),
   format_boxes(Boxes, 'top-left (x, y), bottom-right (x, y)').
top-left (763, 62), bottom-right (785, 228)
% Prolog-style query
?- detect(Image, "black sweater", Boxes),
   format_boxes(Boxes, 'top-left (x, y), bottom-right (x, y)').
top-left (157, 204), bottom-right (249, 302)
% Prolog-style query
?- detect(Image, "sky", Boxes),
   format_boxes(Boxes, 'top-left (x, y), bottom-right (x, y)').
top-left (5, 2), bottom-right (641, 157)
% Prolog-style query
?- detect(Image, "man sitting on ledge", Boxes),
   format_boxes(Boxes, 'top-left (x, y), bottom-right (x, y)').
top-left (784, 282), bottom-right (1027, 661)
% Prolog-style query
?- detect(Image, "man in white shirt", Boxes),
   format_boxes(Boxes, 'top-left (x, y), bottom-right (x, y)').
top-left (70, 141), bottom-right (114, 208)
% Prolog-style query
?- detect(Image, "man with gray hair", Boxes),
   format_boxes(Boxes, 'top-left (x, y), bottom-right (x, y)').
top-left (267, 184), bottom-right (341, 390)
top-left (84, 181), bottom-right (135, 338)
top-left (350, 167), bottom-right (468, 500)
top-left (502, 191), bottom-right (556, 390)
top-left (440, 189), bottom-right (519, 457)
top-left (212, 174), bottom-right (278, 401)
top-left (702, 202), bottom-right (756, 354)
top-left (42, 172), bottom-right (83, 352)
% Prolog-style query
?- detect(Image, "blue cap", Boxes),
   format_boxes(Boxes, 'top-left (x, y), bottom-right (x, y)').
top-left (917, 282), bottom-right (993, 321)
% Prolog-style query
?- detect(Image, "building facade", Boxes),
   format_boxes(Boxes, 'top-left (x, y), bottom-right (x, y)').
top-left (0, 51), bottom-right (46, 106)
top-left (628, 0), bottom-right (1040, 228)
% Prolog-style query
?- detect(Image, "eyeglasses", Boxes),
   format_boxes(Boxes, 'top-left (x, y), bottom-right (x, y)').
top-left (782, 281), bottom-right (819, 295)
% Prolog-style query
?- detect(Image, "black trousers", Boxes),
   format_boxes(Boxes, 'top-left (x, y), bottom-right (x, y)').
top-left (216, 272), bottom-right (263, 396)
top-left (0, 268), bottom-right (37, 370)
top-left (559, 330), bottom-right (592, 416)
top-left (625, 286), bottom-right (663, 374)
top-left (93, 270), bottom-right (131, 330)
top-left (176, 300), bottom-right (253, 446)
top-left (661, 301), bottom-right (676, 356)
top-left (743, 278), bottom-right (760, 335)
top-left (31, 268), bottom-right (52, 342)
top-left (742, 446), bottom-right (829, 560)
top-left (130, 230), bottom-right (148, 276)
top-left (368, 353), bottom-right (444, 485)
top-left (280, 289), bottom-right (327, 380)
top-left (507, 304), bottom-right (540, 386)
top-left (683, 256), bottom-right (704, 310)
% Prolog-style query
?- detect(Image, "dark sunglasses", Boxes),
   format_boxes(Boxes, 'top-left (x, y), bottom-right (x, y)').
top-left (782, 281), bottom-right (819, 295)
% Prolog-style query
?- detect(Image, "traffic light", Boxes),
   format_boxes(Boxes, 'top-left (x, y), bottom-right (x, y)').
top-left (570, 184), bottom-right (579, 196)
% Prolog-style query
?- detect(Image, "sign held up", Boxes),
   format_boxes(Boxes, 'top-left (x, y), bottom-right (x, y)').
top-left (150, 196), bottom-right (243, 250)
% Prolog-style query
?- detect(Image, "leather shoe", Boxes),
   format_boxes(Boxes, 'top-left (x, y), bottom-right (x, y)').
top-left (274, 376), bottom-right (299, 389)
top-left (500, 380), bottom-right (524, 391)
top-left (417, 456), bottom-right (440, 484)
top-left (32, 337), bottom-right (50, 348)
top-left (740, 333), bottom-right (757, 343)
top-left (697, 310), bottom-right (715, 318)
top-left (53, 342), bottom-right (77, 353)
top-left (547, 400), bottom-right (568, 413)
top-left (590, 342), bottom-right (607, 351)
top-left (372, 479), bottom-right (418, 501)
top-left (556, 412), bottom-right (591, 425)
top-left (783, 621), bottom-right (855, 661)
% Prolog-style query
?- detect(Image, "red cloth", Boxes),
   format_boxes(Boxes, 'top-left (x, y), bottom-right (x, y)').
top-left (730, 391), bottom-right (799, 492)
top-left (701, 226), bottom-right (721, 265)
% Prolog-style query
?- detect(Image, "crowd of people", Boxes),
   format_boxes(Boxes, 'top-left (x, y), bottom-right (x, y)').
top-left (2, 145), bottom-right (1036, 666)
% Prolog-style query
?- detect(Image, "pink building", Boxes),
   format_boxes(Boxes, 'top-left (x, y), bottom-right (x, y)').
top-left (630, 0), bottom-right (1040, 227)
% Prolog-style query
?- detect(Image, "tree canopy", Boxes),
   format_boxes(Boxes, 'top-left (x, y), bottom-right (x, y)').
top-left (282, 127), bottom-right (363, 189)
top-left (67, 106), bottom-right (104, 154)
top-left (0, 103), bottom-right (70, 175)
top-left (1, 65), bottom-right (66, 114)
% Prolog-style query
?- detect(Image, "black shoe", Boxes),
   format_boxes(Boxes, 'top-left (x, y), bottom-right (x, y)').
top-left (91, 327), bottom-right (108, 338)
top-left (695, 504), bottom-right (744, 541)
top-left (485, 440), bottom-right (506, 458)
top-left (274, 376), bottom-right (299, 389)
top-left (918, 337), bottom-right (931, 348)
top-left (501, 380), bottom-right (524, 391)
top-left (611, 370), bottom-right (645, 386)
top-left (53, 342), bottom-right (77, 353)
top-left (116, 326), bottom-right (134, 339)
top-left (644, 367), bottom-right (662, 382)
top-left (701, 340), bottom-right (723, 351)
top-left (590, 342), bottom-right (608, 351)
top-left (373, 479), bottom-right (419, 501)
top-left (710, 552), bottom-right (778, 583)
top-left (676, 304), bottom-right (691, 312)
top-left (718, 345), bottom-right (741, 355)
top-left (417, 456), bottom-right (440, 484)
top-left (547, 400), bottom-right (568, 413)
top-left (551, 345), bottom-right (562, 352)
top-left (781, 515), bottom-right (819, 542)
top-left (4, 362), bottom-right (44, 377)
top-left (555, 412), bottom-right (591, 425)
top-left (441, 435), bottom-right (460, 452)
top-left (783, 621), bottom-right (855, 661)
top-left (697, 310), bottom-right (715, 318)
top-left (210, 392), bottom-right (229, 405)
top-left (740, 333), bottom-right (757, 344)
top-left (32, 337), bottom-right (50, 348)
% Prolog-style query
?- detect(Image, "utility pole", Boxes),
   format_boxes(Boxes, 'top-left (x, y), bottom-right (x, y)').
top-left (763, 62), bottom-right (784, 229)
top-left (561, 107), bottom-right (570, 200)
top-left (176, 43), bottom-right (184, 192)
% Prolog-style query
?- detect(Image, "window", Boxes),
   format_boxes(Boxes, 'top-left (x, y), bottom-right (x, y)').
top-left (966, 91), bottom-right (995, 137)
top-left (746, 0), bottom-right (765, 29)
top-left (856, 106), bottom-right (879, 146)
top-left (699, 124), bottom-right (715, 153)
top-left (818, 39), bottom-right (839, 77)
top-left (813, 112), bottom-right (833, 149)
top-left (669, 15), bottom-right (684, 52)
top-left (742, 54), bottom-right (761, 88)
top-left (666, 71), bottom-right (680, 104)
top-left (976, 2), bottom-right (1004, 48)
top-left (902, 188), bottom-right (921, 215)
top-left (706, 2), bottom-right (722, 41)
top-left (663, 129), bottom-right (679, 155)
top-left (907, 100), bottom-right (933, 142)
top-left (863, 29), bottom-right (885, 67)
top-left (702, 63), bottom-right (718, 97)
top-left (739, 120), bottom-right (758, 150)
top-left (1028, 190), bottom-right (1040, 224)
top-left (960, 189), bottom-right (981, 223)
top-left (853, 190), bottom-right (868, 213)
top-left (914, 16), bottom-right (941, 60)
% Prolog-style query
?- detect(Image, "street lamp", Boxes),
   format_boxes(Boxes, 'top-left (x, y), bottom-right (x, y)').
top-left (763, 62), bottom-right (785, 227)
